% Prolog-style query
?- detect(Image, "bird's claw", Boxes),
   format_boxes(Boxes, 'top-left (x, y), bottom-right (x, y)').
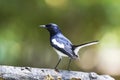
top-left (54, 68), bottom-right (59, 72)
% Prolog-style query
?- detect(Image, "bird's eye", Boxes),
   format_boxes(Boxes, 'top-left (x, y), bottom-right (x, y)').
top-left (46, 24), bottom-right (51, 27)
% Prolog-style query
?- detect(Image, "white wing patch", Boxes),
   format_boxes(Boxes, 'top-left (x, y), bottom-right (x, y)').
top-left (52, 39), bottom-right (64, 48)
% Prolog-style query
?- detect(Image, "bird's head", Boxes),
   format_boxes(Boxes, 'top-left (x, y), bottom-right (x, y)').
top-left (40, 23), bottom-right (61, 36)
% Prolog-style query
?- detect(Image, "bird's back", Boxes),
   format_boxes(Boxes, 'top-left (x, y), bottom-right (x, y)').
top-left (50, 33), bottom-right (78, 59)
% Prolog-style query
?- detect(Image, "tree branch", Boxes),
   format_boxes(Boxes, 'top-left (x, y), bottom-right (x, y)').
top-left (0, 65), bottom-right (114, 80)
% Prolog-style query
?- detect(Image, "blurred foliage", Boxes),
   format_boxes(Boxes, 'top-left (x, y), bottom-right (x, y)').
top-left (0, 0), bottom-right (120, 79)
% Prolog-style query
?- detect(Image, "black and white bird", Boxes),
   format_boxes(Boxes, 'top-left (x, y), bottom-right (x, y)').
top-left (40, 23), bottom-right (98, 70)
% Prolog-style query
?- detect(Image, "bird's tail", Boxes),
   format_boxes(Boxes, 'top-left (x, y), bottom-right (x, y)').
top-left (73, 41), bottom-right (99, 55)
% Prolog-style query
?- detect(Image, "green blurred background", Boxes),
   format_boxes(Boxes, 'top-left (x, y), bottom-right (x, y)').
top-left (0, 0), bottom-right (120, 79)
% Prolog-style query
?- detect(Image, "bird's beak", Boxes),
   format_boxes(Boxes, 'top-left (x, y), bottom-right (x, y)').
top-left (39, 25), bottom-right (46, 28)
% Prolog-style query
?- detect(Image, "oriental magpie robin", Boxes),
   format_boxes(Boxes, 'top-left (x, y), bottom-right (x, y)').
top-left (40, 23), bottom-right (98, 70)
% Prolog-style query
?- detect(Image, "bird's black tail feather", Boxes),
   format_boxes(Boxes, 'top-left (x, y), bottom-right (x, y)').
top-left (73, 41), bottom-right (99, 55)
top-left (73, 40), bottom-right (99, 48)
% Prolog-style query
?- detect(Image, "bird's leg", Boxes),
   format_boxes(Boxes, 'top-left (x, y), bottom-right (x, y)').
top-left (54, 58), bottom-right (61, 71)
top-left (67, 58), bottom-right (72, 71)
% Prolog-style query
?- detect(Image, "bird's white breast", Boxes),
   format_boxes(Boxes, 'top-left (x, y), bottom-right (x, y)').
top-left (52, 39), bottom-right (64, 48)
top-left (53, 48), bottom-right (68, 58)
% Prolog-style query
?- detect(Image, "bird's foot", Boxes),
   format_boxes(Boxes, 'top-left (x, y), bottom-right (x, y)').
top-left (54, 68), bottom-right (59, 72)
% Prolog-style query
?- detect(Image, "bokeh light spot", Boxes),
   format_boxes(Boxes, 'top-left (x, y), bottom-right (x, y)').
top-left (97, 30), bottom-right (120, 75)
top-left (45, 0), bottom-right (68, 8)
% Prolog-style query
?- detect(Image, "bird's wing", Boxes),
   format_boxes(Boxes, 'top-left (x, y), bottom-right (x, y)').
top-left (51, 35), bottom-right (75, 58)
